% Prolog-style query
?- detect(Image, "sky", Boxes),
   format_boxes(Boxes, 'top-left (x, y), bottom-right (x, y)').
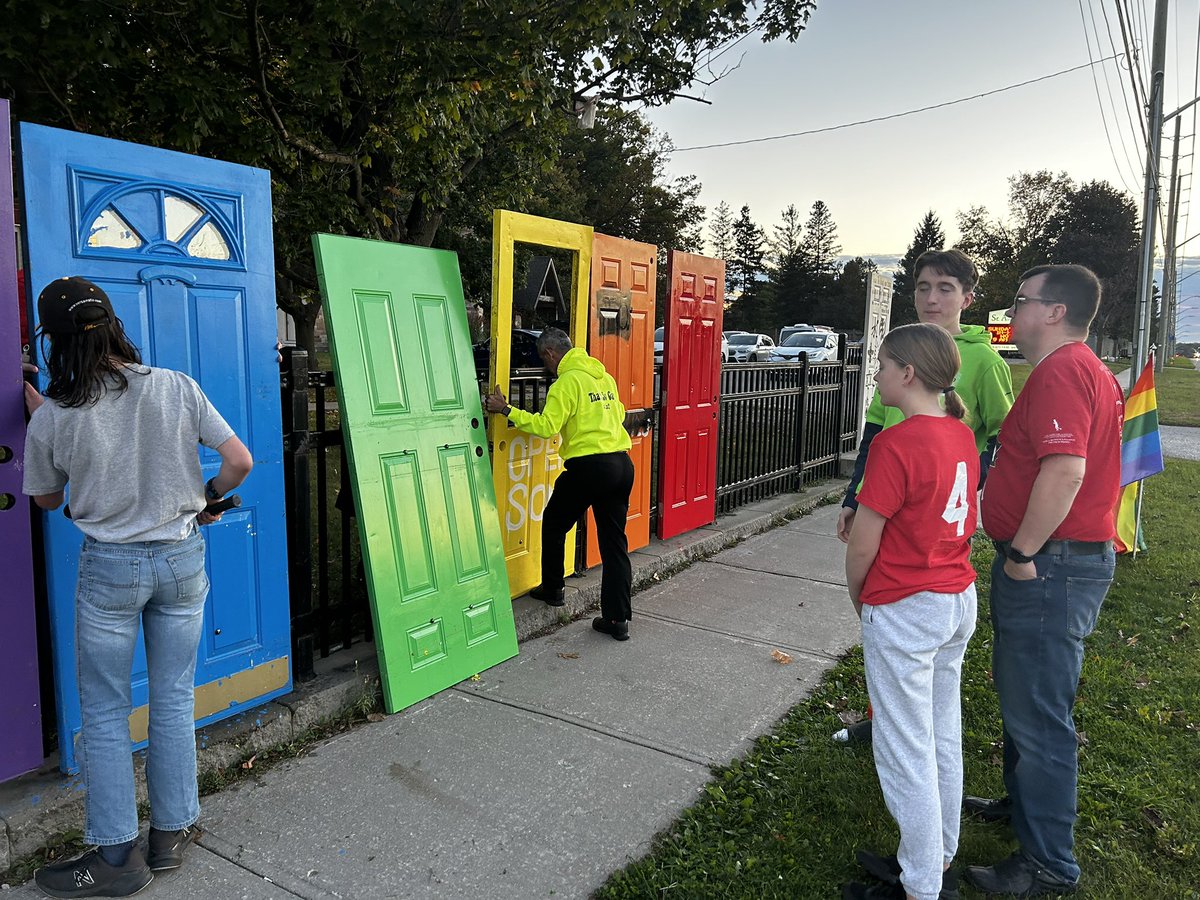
top-left (645, 0), bottom-right (1200, 343)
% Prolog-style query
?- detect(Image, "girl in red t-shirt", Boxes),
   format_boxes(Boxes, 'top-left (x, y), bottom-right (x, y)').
top-left (842, 323), bottom-right (980, 900)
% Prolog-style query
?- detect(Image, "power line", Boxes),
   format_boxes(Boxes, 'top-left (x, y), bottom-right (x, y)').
top-left (1084, 0), bottom-right (1143, 192)
top-left (1108, 0), bottom-right (1149, 145)
top-left (674, 54), bottom-right (1122, 153)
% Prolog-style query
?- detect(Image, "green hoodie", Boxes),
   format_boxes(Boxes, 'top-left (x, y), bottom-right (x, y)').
top-left (506, 347), bottom-right (632, 461)
top-left (865, 324), bottom-right (1014, 452)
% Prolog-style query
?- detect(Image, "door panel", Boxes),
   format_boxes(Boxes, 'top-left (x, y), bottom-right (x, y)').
top-left (658, 251), bottom-right (724, 540)
top-left (489, 211), bottom-right (592, 598)
top-left (313, 234), bottom-right (517, 713)
top-left (0, 99), bottom-right (42, 782)
top-left (21, 123), bottom-right (291, 772)
top-left (585, 233), bottom-right (655, 567)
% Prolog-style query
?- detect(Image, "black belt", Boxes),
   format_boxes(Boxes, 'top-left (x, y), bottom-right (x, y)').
top-left (994, 539), bottom-right (1112, 558)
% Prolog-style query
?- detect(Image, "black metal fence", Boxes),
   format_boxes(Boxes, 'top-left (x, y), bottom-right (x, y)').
top-left (280, 341), bottom-right (863, 675)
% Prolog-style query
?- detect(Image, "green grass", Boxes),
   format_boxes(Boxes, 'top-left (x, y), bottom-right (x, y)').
top-left (1006, 360), bottom-right (1198, 427)
top-left (1165, 356), bottom-right (1194, 369)
top-left (596, 459), bottom-right (1200, 899)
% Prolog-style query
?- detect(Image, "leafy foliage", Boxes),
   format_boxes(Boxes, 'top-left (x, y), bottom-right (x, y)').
top-left (0, 0), bottom-right (816, 349)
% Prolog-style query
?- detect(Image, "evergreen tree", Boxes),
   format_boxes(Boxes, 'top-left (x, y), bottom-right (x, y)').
top-left (770, 204), bottom-right (804, 267)
top-left (801, 200), bottom-right (842, 275)
top-left (890, 210), bottom-right (945, 327)
top-left (731, 205), bottom-right (767, 296)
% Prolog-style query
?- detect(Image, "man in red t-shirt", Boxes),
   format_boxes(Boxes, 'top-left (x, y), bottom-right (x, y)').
top-left (965, 265), bottom-right (1123, 898)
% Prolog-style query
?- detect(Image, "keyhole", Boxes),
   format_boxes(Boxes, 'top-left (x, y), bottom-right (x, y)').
top-left (471, 417), bottom-right (480, 429)
top-left (475, 446), bottom-right (484, 457)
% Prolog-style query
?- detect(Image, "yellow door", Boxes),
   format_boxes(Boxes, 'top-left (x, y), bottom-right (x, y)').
top-left (489, 211), bottom-right (593, 598)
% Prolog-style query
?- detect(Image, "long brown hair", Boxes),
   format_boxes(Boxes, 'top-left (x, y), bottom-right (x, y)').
top-left (40, 310), bottom-right (144, 408)
top-left (879, 323), bottom-right (966, 419)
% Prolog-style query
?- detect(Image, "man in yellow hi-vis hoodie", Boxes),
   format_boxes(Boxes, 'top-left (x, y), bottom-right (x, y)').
top-left (484, 328), bottom-right (635, 640)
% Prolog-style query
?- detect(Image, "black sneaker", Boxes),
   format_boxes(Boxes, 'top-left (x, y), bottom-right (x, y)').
top-left (529, 584), bottom-right (565, 607)
top-left (964, 851), bottom-right (1077, 897)
top-left (963, 795), bottom-right (1013, 823)
top-left (855, 848), bottom-right (901, 884)
top-left (34, 845), bottom-right (153, 898)
top-left (844, 864), bottom-right (959, 899)
top-left (591, 617), bottom-right (629, 641)
top-left (146, 824), bottom-right (201, 872)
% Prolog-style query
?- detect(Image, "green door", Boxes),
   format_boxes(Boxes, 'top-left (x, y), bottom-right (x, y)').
top-left (313, 234), bottom-right (517, 712)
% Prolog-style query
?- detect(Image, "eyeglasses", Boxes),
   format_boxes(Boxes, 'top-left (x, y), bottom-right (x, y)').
top-left (1011, 295), bottom-right (1062, 309)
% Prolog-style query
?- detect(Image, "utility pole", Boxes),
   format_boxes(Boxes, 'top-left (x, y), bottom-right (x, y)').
top-left (1132, 0), bottom-right (1170, 379)
top-left (1159, 117), bottom-right (1181, 371)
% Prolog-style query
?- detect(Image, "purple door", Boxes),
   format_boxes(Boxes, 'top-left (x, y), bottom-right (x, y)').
top-left (0, 98), bottom-right (43, 781)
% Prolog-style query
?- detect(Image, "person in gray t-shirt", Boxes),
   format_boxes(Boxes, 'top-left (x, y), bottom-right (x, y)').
top-left (22, 277), bottom-right (253, 898)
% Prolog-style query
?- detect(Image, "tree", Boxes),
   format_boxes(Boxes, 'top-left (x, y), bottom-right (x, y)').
top-left (800, 200), bottom-right (842, 276)
top-left (770, 204), bottom-right (804, 267)
top-left (955, 171), bottom-right (1074, 321)
top-left (824, 257), bottom-right (877, 333)
top-left (730, 205), bottom-right (767, 296)
top-left (1045, 180), bottom-right (1140, 346)
top-left (1, 0), bottom-right (818, 351)
top-left (889, 210), bottom-right (945, 327)
top-left (708, 200), bottom-right (735, 293)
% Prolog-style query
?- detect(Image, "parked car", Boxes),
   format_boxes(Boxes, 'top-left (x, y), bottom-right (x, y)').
top-left (473, 327), bottom-right (542, 372)
top-left (656, 326), bottom-right (729, 364)
top-left (770, 330), bottom-right (840, 363)
top-left (726, 332), bottom-right (775, 362)
top-left (778, 323), bottom-right (834, 345)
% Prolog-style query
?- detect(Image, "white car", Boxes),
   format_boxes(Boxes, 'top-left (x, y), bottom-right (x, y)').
top-left (726, 332), bottom-right (775, 362)
top-left (770, 331), bottom-right (840, 363)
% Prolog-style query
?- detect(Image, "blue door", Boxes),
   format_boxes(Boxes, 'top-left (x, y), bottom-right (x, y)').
top-left (0, 100), bottom-right (43, 782)
top-left (20, 123), bottom-right (291, 773)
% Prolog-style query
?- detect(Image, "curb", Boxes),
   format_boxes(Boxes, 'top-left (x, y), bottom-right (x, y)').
top-left (0, 479), bottom-right (846, 873)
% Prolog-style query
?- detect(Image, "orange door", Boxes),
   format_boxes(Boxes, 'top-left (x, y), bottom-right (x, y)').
top-left (585, 233), bottom-right (656, 567)
top-left (658, 250), bottom-right (724, 540)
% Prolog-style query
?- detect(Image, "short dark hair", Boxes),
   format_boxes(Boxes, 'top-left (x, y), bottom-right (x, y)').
top-left (914, 248), bottom-right (979, 293)
top-left (1019, 264), bottom-right (1102, 331)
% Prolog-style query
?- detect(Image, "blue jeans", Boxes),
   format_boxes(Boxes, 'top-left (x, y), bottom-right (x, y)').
top-left (989, 544), bottom-right (1115, 884)
top-left (76, 530), bottom-right (209, 845)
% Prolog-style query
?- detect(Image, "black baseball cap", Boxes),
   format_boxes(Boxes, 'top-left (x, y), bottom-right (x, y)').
top-left (37, 277), bottom-right (116, 334)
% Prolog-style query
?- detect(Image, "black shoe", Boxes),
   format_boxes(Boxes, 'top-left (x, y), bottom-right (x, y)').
top-left (843, 869), bottom-right (959, 900)
top-left (146, 824), bottom-right (201, 872)
top-left (591, 617), bottom-right (629, 641)
top-left (529, 584), bottom-right (565, 607)
top-left (34, 845), bottom-right (153, 898)
top-left (964, 851), bottom-right (1077, 897)
top-left (963, 795), bottom-right (1013, 823)
top-left (855, 848), bottom-right (901, 884)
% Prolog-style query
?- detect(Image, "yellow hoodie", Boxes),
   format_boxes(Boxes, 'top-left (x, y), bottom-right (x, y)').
top-left (505, 348), bottom-right (631, 461)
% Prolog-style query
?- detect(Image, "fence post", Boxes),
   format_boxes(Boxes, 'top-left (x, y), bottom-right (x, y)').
top-left (281, 347), bottom-right (315, 681)
top-left (794, 355), bottom-right (810, 490)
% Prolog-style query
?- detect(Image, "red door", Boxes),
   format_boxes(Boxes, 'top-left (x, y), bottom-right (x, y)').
top-left (585, 233), bottom-right (655, 567)
top-left (657, 251), bottom-right (724, 540)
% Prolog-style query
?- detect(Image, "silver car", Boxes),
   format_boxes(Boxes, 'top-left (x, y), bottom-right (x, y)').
top-left (727, 332), bottom-right (775, 362)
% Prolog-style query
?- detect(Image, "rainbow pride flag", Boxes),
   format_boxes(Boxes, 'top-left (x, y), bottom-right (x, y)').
top-left (1115, 356), bottom-right (1164, 554)
top-left (1120, 357), bottom-right (1164, 487)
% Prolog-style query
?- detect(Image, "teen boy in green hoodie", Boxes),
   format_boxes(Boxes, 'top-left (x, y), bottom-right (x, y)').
top-left (834, 249), bottom-right (1013, 748)
top-left (484, 327), bottom-right (636, 640)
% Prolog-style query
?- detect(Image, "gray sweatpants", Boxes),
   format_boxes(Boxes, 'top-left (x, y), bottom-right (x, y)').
top-left (861, 586), bottom-right (977, 900)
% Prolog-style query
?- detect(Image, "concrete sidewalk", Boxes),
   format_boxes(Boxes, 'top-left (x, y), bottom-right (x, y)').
top-left (2, 487), bottom-right (860, 899)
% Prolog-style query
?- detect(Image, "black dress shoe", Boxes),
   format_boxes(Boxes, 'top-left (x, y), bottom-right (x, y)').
top-left (964, 851), bottom-right (1077, 897)
top-left (591, 617), bottom-right (629, 640)
top-left (529, 584), bottom-right (565, 607)
top-left (963, 795), bottom-right (1013, 822)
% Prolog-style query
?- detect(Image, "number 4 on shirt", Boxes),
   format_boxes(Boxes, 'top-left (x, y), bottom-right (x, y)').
top-left (942, 461), bottom-right (971, 537)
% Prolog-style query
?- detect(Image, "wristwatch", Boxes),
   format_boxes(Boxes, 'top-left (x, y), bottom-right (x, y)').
top-left (205, 478), bottom-right (222, 501)
top-left (1005, 544), bottom-right (1036, 565)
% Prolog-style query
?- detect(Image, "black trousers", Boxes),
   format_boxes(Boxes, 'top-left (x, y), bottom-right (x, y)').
top-left (541, 451), bottom-right (635, 622)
